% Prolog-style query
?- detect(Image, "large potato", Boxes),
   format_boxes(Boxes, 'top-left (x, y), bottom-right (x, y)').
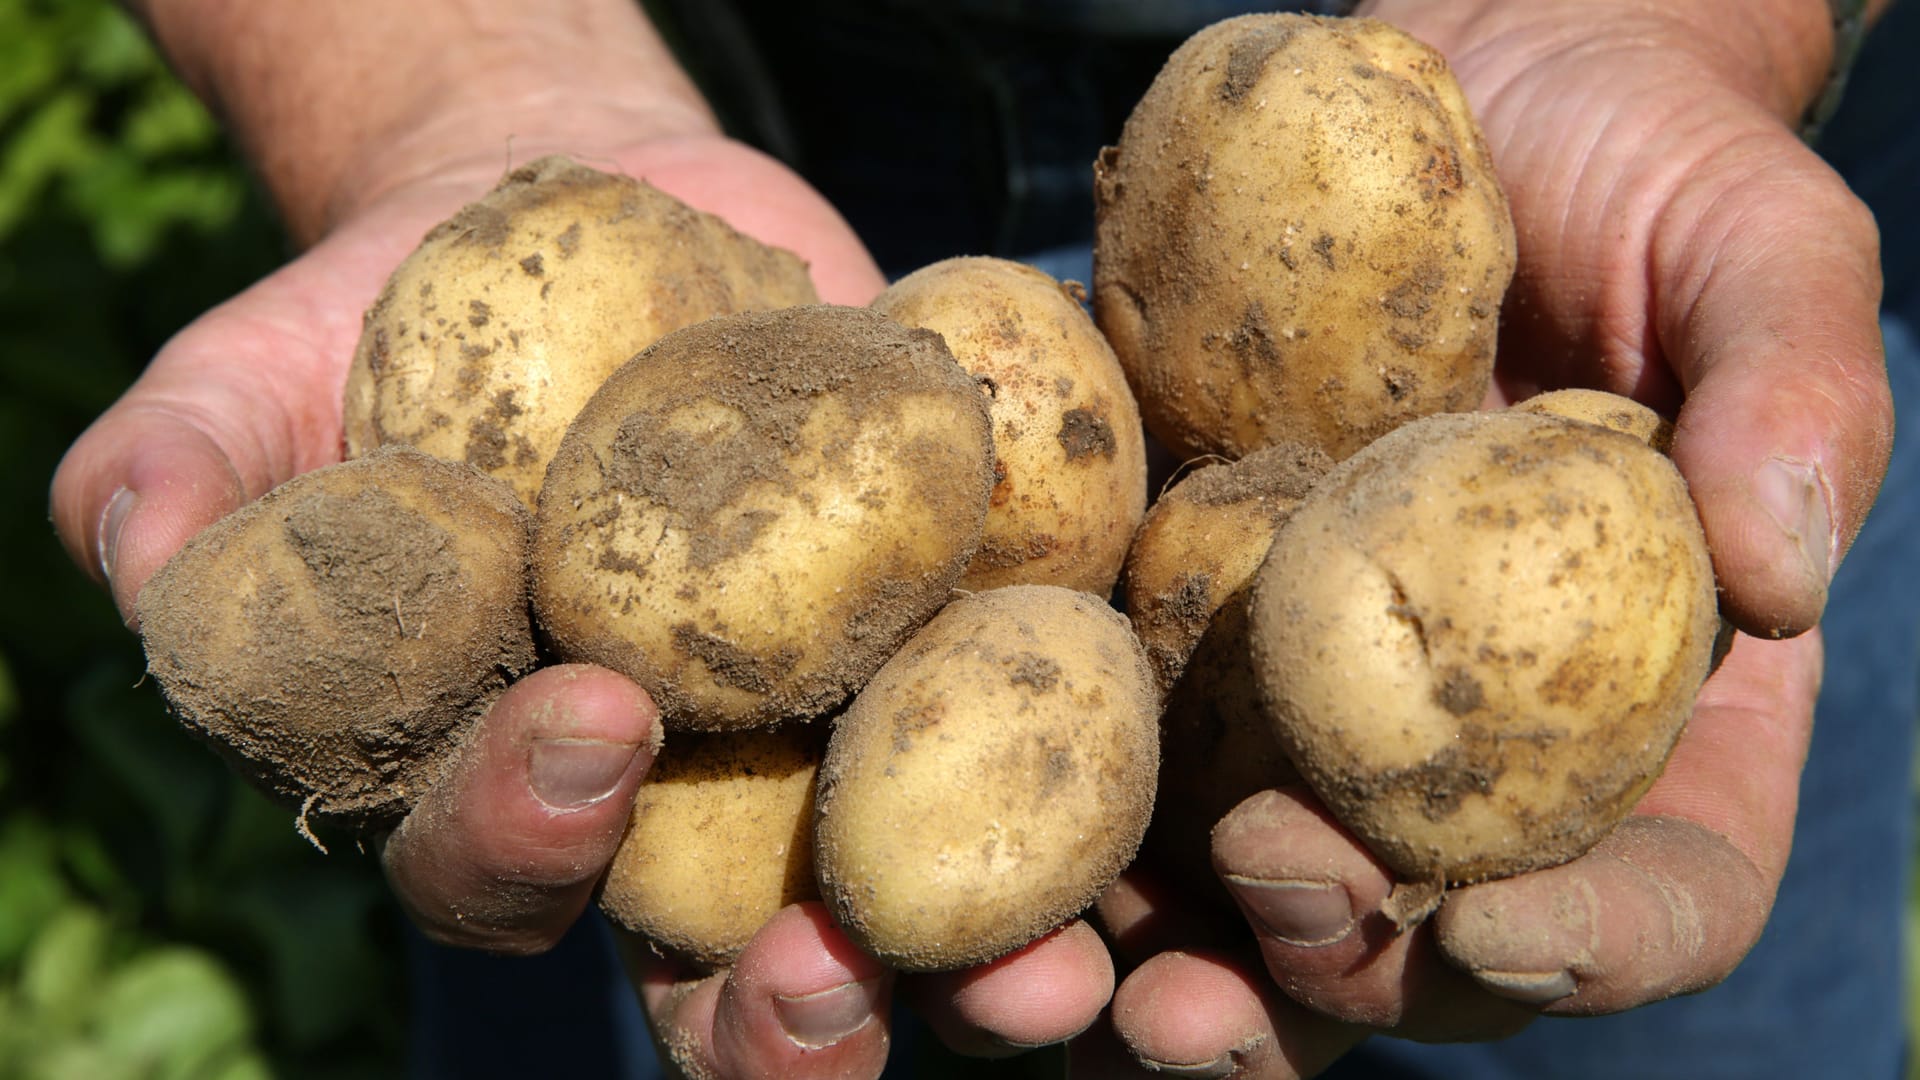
top-left (532, 305), bottom-right (995, 731)
top-left (345, 156), bottom-right (819, 507)
top-left (599, 726), bottom-right (824, 969)
top-left (1249, 411), bottom-right (1719, 886)
top-left (1094, 15), bottom-right (1515, 461)
top-left (814, 586), bottom-right (1159, 971)
top-left (138, 446), bottom-right (535, 827)
top-left (873, 257), bottom-right (1148, 596)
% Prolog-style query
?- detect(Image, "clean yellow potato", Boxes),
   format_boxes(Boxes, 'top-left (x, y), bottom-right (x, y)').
top-left (137, 446), bottom-right (535, 827)
top-left (1094, 15), bottom-right (1515, 461)
top-left (1122, 444), bottom-right (1330, 885)
top-left (532, 305), bottom-right (995, 731)
top-left (873, 256), bottom-right (1148, 596)
top-left (344, 155), bottom-right (819, 507)
top-left (814, 586), bottom-right (1159, 971)
top-left (1249, 410), bottom-right (1719, 887)
top-left (599, 726), bottom-right (824, 969)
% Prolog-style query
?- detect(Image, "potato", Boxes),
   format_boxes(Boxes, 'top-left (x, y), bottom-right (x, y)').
top-left (873, 257), bottom-right (1148, 595)
top-left (137, 446), bottom-right (535, 828)
top-left (1094, 15), bottom-right (1515, 461)
top-left (599, 726), bottom-right (824, 969)
top-left (1122, 444), bottom-right (1330, 885)
top-left (814, 586), bottom-right (1159, 971)
top-left (532, 305), bottom-right (995, 731)
top-left (344, 156), bottom-right (819, 507)
top-left (1514, 387), bottom-right (1675, 454)
top-left (1125, 442), bottom-right (1331, 692)
top-left (1248, 411), bottom-right (1719, 887)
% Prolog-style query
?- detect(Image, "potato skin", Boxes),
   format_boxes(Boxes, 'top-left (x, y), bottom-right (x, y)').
top-left (1248, 411), bottom-right (1719, 884)
top-left (814, 586), bottom-right (1159, 972)
top-left (137, 446), bottom-right (535, 825)
top-left (598, 726), bottom-right (824, 970)
top-left (532, 305), bottom-right (994, 731)
top-left (1514, 388), bottom-right (1675, 455)
top-left (1123, 445), bottom-right (1329, 886)
top-left (1094, 15), bottom-right (1515, 461)
top-left (873, 257), bottom-right (1148, 596)
top-left (345, 156), bottom-right (818, 507)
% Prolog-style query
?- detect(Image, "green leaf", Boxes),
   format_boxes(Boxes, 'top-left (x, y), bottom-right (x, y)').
top-left (0, 819), bottom-right (71, 966)
top-left (92, 948), bottom-right (256, 1080)
top-left (18, 905), bottom-right (109, 1026)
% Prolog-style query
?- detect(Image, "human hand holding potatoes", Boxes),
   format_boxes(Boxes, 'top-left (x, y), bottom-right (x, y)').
top-left (1087, 3), bottom-right (1891, 1076)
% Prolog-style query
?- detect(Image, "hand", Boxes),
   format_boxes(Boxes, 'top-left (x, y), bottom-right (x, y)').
top-left (47, 77), bottom-right (1111, 1078)
top-left (1090, 0), bottom-right (1892, 1073)
top-left (628, 906), bottom-right (1114, 1076)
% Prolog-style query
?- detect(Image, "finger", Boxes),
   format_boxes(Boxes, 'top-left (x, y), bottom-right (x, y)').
top-left (1438, 629), bottom-right (1819, 1013)
top-left (1096, 866), bottom-right (1237, 969)
top-left (901, 919), bottom-right (1113, 1057)
top-left (632, 904), bottom-right (894, 1079)
top-left (1094, 949), bottom-right (1366, 1079)
top-left (382, 664), bottom-right (659, 954)
top-left (1655, 128), bottom-right (1892, 637)
top-left (1210, 787), bottom-right (1535, 1041)
top-left (49, 233), bottom-right (387, 624)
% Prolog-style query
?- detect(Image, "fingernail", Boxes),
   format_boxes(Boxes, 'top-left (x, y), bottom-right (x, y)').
top-left (98, 486), bottom-right (135, 584)
top-left (1222, 876), bottom-right (1353, 947)
top-left (1470, 967), bottom-right (1577, 1006)
top-left (528, 738), bottom-right (640, 810)
top-left (1755, 458), bottom-right (1834, 585)
top-left (773, 977), bottom-right (885, 1050)
top-left (1134, 1053), bottom-right (1237, 1078)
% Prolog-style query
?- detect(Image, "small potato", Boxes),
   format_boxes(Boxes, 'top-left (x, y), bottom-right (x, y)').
top-left (1094, 15), bottom-right (1515, 461)
top-left (1513, 388), bottom-right (1675, 455)
top-left (1122, 445), bottom-right (1329, 885)
top-left (1125, 443), bottom-right (1331, 692)
top-left (138, 446), bottom-right (535, 826)
top-left (814, 586), bottom-right (1159, 971)
top-left (599, 726), bottom-right (824, 969)
top-left (533, 305), bottom-right (995, 731)
top-left (873, 257), bottom-right (1148, 596)
top-left (1249, 411), bottom-right (1719, 886)
top-left (345, 156), bottom-right (819, 507)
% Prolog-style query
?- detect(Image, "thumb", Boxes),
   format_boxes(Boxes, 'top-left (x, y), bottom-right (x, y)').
top-left (1658, 135), bottom-right (1892, 638)
top-left (52, 404), bottom-right (250, 626)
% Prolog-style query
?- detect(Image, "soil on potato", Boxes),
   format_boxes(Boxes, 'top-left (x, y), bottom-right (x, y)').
top-left (141, 456), bottom-right (533, 825)
top-left (538, 305), bottom-right (993, 729)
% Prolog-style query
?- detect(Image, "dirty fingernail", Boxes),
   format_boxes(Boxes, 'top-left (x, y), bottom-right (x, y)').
top-left (529, 737), bottom-right (640, 810)
top-left (1223, 876), bottom-right (1353, 947)
top-left (1134, 1053), bottom-right (1237, 1078)
top-left (1755, 458), bottom-right (1833, 585)
top-left (1470, 967), bottom-right (1577, 1006)
top-left (774, 977), bottom-right (885, 1049)
top-left (98, 486), bottom-right (135, 584)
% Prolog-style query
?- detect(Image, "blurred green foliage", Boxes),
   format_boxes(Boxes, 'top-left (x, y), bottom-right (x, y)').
top-left (0, 1), bottom-right (406, 1076)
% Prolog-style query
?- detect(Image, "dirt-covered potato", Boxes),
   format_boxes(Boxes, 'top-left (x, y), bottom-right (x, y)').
top-left (1249, 411), bottom-right (1719, 888)
top-left (138, 446), bottom-right (535, 827)
top-left (598, 726), bottom-right (824, 969)
top-left (814, 586), bottom-right (1159, 971)
top-left (873, 257), bottom-right (1148, 595)
top-left (344, 156), bottom-right (819, 507)
top-left (1122, 444), bottom-right (1329, 885)
top-left (1126, 443), bottom-right (1332, 692)
top-left (532, 305), bottom-right (995, 731)
top-left (1094, 15), bottom-right (1515, 462)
